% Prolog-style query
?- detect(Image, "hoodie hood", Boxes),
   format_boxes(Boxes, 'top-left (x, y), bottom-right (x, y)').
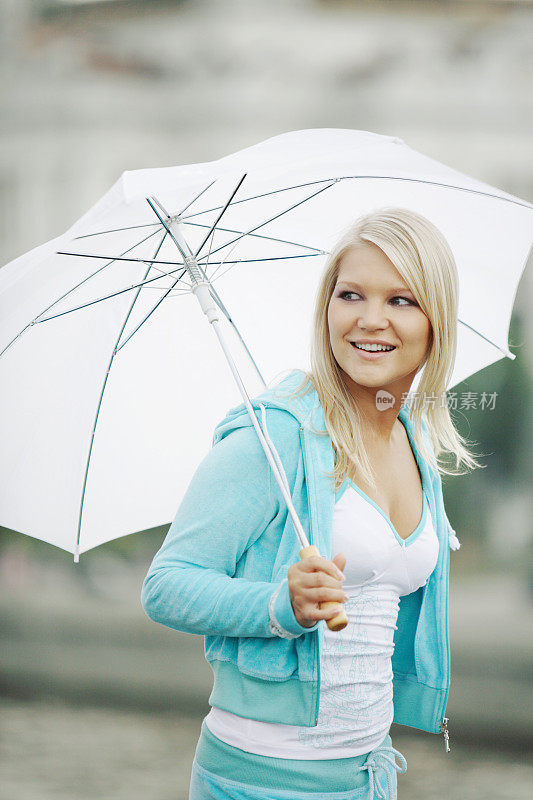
top-left (212, 369), bottom-right (325, 447)
top-left (212, 367), bottom-right (418, 447)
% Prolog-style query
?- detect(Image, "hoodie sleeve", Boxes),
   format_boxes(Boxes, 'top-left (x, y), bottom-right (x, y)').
top-left (140, 420), bottom-right (317, 639)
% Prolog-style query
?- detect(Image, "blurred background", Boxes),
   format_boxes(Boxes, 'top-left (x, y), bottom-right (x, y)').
top-left (1, 1), bottom-right (532, 798)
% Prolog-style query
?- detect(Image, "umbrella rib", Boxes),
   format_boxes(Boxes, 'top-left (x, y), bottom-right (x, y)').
top-left (185, 220), bottom-right (325, 254)
top-left (194, 174), bottom-right (248, 258)
top-left (74, 222), bottom-right (161, 240)
top-left (207, 253), bottom-right (324, 285)
top-left (342, 174), bottom-right (533, 210)
top-left (457, 317), bottom-right (514, 359)
top-left (182, 177), bottom-right (337, 221)
top-left (71, 180), bottom-right (216, 241)
top-left (44, 252), bottom-right (325, 315)
top-left (145, 190), bottom-right (267, 386)
top-left (178, 179), bottom-right (217, 216)
top-left (115, 196), bottom-right (242, 357)
top-left (0, 228), bottom-right (164, 360)
top-left (202, 226), bottom-right (245, 287)
top-left (70, 171), bottom-right (532, 245)
top-left (32, 269), bottom-right (513, 366)
top-left (207, 253), bottom-right (324, 267)
top-left (183, 174), bottom-right (532, 226)
top-left (147, 198), bottom-right (196, 264)
top-left (37, 242), bottom-right (300, 327)
top-left (114, 269), bottom-right (188, 354)
top-left (35, 262), bottom-right (188, 325)
top-left (74, 230), bottom-right (170, 560)
top-left (49, 171), bottom-right (526, 328)
top-left (57, 251), bottom-right (185, 267)
top-left (196, 179), bottom-right (338, 262)
top-left (109, 200), bottom-right (202, 357)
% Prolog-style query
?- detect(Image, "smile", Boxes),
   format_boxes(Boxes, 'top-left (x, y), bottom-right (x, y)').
top-left (350, 342), bottom-right (396, 359)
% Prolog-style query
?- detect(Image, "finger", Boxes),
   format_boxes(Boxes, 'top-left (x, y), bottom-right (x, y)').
top-left (298, 555), bottom-right (345, 582)
top-left (303, 604), bottom-right (344, 622)
top-left (332, 552), bottom-right (347, 576)
top-left (302, 587), bottom-right (348, 604)
top-left (299, 571), bottom-right (344, 591)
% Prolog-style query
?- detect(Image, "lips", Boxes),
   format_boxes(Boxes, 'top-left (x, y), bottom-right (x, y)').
top-left (350, 342), bottom-right (396, 352)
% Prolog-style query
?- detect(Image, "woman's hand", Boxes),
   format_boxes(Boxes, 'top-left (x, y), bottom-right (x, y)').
top-left (287, 552), bottom-right (348, 628)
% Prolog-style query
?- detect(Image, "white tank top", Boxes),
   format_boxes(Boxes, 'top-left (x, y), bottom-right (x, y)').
top-left (204, 480), bottom-right (439, 758)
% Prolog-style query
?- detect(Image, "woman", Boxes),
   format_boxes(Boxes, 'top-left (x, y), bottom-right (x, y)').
top-left (141, 207), bottom-right (479, 799)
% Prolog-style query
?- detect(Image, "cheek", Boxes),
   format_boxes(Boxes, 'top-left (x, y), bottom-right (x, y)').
top-left (328, 299), bottom-right (351, 333)
top-left (403, 314), bottom-right (431, 347)
top-left (327, 306), bottom-right (345, 359)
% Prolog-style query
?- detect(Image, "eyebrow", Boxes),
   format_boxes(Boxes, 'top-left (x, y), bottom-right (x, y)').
top-left (335, 280), bottom-right (414, 294)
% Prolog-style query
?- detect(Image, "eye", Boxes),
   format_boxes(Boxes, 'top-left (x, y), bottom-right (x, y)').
top-left (337, 290), bottom-right (415, 306)
top-left (338, 290), bottom-right (360, 301)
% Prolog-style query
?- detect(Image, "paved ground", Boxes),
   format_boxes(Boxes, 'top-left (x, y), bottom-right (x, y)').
top-left (2, 698), bottom-right (532, 800)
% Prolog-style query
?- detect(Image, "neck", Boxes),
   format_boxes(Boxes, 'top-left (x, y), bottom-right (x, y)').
top-left (340, 372), bottom-right (414, 444)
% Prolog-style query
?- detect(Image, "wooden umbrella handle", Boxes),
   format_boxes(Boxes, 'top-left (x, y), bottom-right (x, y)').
top-left (298, 545), bottom-right (348, 632)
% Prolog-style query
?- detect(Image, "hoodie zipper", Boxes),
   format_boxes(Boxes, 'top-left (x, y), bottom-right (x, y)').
top-left (440, 717), bottom-right (450, 752)
top-left (401, 418), bottom-right (452, 749)
top-left (434, 484), bottom-right (452, 752)
top-left (439, 496), bottom-right (452, 752)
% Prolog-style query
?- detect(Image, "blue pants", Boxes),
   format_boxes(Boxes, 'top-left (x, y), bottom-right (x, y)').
top-left (189, 721), bottom-right (407, 799)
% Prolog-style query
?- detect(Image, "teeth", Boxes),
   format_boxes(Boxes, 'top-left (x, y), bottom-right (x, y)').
top-left (353, 343), bottom-right (395, 352)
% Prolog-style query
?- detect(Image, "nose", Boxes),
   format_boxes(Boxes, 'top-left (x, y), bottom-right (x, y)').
top-left (356, 300), bottom-right (390, 332)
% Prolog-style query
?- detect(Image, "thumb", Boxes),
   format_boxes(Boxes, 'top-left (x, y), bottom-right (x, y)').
top-left (332, 552), bottom-right (347, 576)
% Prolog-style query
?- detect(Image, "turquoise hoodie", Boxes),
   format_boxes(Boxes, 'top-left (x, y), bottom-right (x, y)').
top-left (141, 370), bottom-right (456, 745)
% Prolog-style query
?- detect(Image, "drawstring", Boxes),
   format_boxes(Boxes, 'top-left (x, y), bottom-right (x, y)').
top-left (355, 743), bottom-right (407, 799)
top-left (258, 403), bottom-right (291, 494)
top-left (444, 511), bottom-right (461, 551)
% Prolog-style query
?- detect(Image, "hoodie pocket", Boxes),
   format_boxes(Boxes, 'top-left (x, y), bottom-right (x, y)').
top-left (236, 635), bottom-right (299, 680)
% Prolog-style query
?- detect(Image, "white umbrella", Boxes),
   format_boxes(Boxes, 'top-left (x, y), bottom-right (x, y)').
top-left (1, 128), bottom-right (532, 563)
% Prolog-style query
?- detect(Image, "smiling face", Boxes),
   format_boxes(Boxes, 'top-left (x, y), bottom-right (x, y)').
top-left (327, 243), bottom-right (432, 400)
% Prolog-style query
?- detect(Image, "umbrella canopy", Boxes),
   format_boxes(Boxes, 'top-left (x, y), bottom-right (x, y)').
top-left (1, 128), bottom-right (532, 558)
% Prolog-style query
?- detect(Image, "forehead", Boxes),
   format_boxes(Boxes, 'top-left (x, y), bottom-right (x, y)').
top-left (336, 244), bottom-right (408, 288)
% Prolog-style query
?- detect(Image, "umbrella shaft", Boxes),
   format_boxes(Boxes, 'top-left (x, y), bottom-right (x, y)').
top-left (162, 209), bottom-right (310, 550)
top-left (190, 283), bottom-right (310, 551)
top-left (166, 218), bottom-right (206, 285)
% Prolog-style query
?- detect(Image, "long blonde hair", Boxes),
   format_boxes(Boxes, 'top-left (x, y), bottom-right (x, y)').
top-left (278, 206), bottom-right (484, 493)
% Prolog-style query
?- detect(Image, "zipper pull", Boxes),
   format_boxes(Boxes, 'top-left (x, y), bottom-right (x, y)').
top-left (440, 717), bottom-right (450, 753)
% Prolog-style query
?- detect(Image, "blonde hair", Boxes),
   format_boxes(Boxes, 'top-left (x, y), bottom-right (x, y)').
top-left (279, 206), bottom-right (484, 493)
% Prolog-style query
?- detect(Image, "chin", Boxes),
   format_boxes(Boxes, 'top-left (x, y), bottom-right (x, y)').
top-left (342, 369), bottom-right (387, 389)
